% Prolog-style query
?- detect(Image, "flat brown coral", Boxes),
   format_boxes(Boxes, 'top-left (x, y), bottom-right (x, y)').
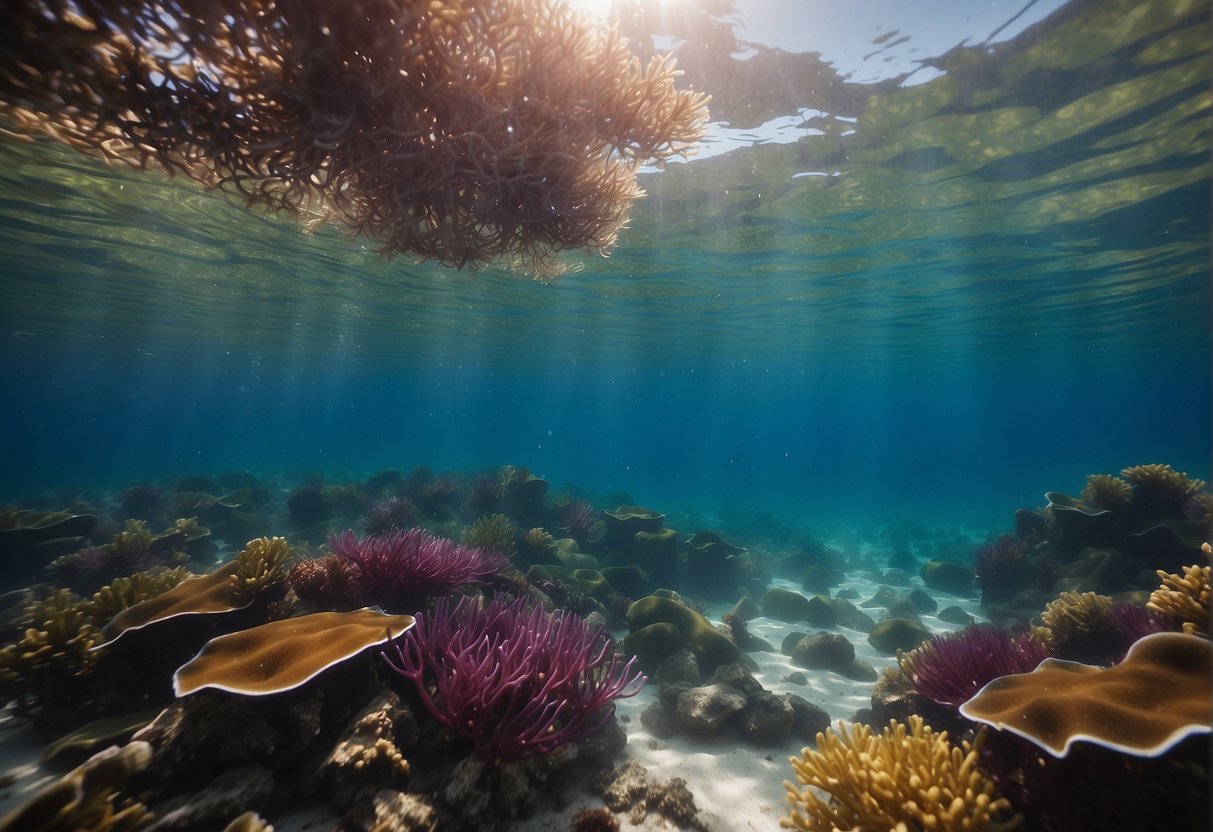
top-left (0, 0), bottom-right (710, 276)
top-left (782, 716), bottom-right (1020, 832)
top-left (1080, 474), bottom-right (1132, 510)
top-left (959, 632), bottom-right (1212, 757)
top-left (1148, 543), bottom-right (1211, 637)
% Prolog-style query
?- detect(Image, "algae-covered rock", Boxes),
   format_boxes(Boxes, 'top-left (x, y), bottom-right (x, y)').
top-left (730, 596), bottom-right (762, 622)
top-left (631, 529), bottom-right (679, 585)
top-left (761, 587), bottom-right (837, 626)
top-left (867, 617), bottom-right (932, 654)
top-left (675, 684), bottom-right (746, 733)
top-left (600, 565), bottom-right (649, 598)
top-left (919, 560), bottom-right (975, 595)
top-left (625, 595), bottom-right (740, 672)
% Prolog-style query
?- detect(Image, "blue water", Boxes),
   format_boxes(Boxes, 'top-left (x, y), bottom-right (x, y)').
top-left (0, 0), bottom-right (1209, 531)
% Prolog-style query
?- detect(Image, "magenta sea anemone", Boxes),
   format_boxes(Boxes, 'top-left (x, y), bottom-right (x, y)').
top-left (908, 625), bottom-right (1048, 711)
top-left (557, 499), bottom-right (606, 544)
top-left (383, 594), bottom-right (645, 760)
top-left (328, 527), bottom-right (506, 605)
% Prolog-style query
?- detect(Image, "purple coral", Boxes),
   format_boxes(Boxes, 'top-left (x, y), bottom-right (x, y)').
top-left (328, 527), bottom-right (506, 604)
top-left (909, 625), bottom-right (1048, 710)
top-left (362, 495), bottom-right (418, 536)
top-left (383, 594), bottom-right (645, 760)
top-left (556, 499), bottom-right (606, 544)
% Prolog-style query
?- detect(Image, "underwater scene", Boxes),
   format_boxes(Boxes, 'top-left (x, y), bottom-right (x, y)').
top-left (0, 0), bottom-right (1210, 830)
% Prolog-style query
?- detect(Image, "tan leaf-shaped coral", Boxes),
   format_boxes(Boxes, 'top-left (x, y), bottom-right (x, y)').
top-left (1148, 543), bottom-right (1211, 637)
top-left (959, 632), bottom-right (1212, 757)
top-left (782, 716), bottom-right (1020, 832)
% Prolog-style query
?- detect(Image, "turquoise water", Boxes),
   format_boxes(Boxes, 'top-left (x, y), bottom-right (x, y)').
top-left (0, 0), bottom-right (1209, 523)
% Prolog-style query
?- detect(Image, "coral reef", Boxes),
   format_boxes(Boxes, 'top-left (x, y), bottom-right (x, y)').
top-left (285, 554), bottom-right (363, 609)
top-left (783, 716), bottom-right (1019, 832)
top-left (329, 527), bottom-right (507, 608)
top-left (383, 594), bottom-right (644, 759)
top-left (1121, 463), bottom-right (1207, 517)
top-left (0, 742), bottom-right (153, 831)
top-left (900, 626), bottom-right (1048, 713)
top-left (362, 495), bottom-right (419, 537)
top-left (1081, 474), bottom-right (1133, 510)
top-left (463, 513), bottom-right (518, 558)
top-left (81, 567), bottom-right (193, 623)
top-left (173, 608), bottom-right (415, 696)
top-left (959, 632), bottom-right (1212, 757)
top-left (1148, 544), bottom-right (1211, 637)
top-left (228, 536), bottom-right (293, 605)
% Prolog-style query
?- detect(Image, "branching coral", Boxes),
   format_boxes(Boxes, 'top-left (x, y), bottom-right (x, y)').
top-left (1080, 474), bottom-right (1132, 510)
top-left (464, 513), bottom-right (518, 558)
top-left (82, 566), bottom-right (193, 623)
top-left (228, 535), bottom-right (293, 604)
top-left (1148, 543), bottom-right (1211, 637)
top-left (1032, 591), bottom-right (1113, 653)
top-left (1120, 463), bottom-right (1208, 517)
top-left (782, 716), bottom-right (1020, 832)
top-left (329, 527), bottom-right (506, 606)
top-left (0, 0), bottom-right (709, 276)
top-left (383, 594), bottom-right (645, 759)
top-left (0, 589), bottom-right (101, 718)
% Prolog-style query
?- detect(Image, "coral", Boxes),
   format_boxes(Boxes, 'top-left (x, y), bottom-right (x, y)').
top-left (783, 716), bottom-right (1019, 832)
top-left (901, 626), bottom-right (1048, 711)
top-left (466, 474), bottom-right (504, 518)
top-left (383, 594), bottom-right (645, 759)
top-left (173, 608), bottom-right (415, 696)
top-left (329, 527), bottom-right (507, 607)
top-left (973, 534), bottom-right (1029, 603)
top-left (229, 536), bottom-right (293, 604)
top-left (0, 742), bottom-right (153, 831)
top-left (82, 566), bottom-right (193, 624)
top-left (464, 513), bottom-right (518, 558)
top-left (1080, 474), bottom-right (1132, 510)
top-left (286, 554), bottom-right (363, 608)
top-left (571, 807), bottom-right (621, 832)
top-left (1032, 590), bottom-right (1112, 654)
top-left (959, 632), bottom-right (1211, 757)
top-left (0, 589), bottom-right (101, 716)
top-left (556, 499), bottom-right (606, 544)
top-left (1121, 464), bottom-right (1207, 509)
top-left (1148, 545), bottom-right (1211, 637)
top-left (363, 496), bottom-right (419, 536)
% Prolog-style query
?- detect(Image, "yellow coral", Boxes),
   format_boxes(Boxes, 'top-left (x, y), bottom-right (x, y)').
top-left (1120, 463), bottom-right (1206, 502)
top-left (83, 566), bottom-right (193, 624)
top-left (1148, 544), bottom-right (1211, 638)
top-left (782, 716), bottom-right (1019, 832)
top-left (0, 590), bottom-right (101, 713)
top-left (464, 513), bottom-right (518, 558)
top-left (229, 536), bottom-right (293, 604)
top-left (1031, 590), bottom-right (1112, 653)
top-left (1080, 474), bottom-right (1132, 510)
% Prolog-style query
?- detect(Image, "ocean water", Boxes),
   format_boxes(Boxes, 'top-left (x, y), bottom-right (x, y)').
top-left (0, 0), bottom-right (1209, 526)
top-left (0, 0), bottom-right (1210, 829)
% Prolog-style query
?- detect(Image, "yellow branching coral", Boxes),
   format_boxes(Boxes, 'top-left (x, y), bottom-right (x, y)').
top-left (1148, 543), bottom-right (1211, 637)
top-left (82, 566), bottom-right (194, 624)
top-left (782, 716), bottom-right (1020, 832)
top-left (1120, 463), bottom-right (1206, 504)
top-left (1080, 474), bottom-right (1132, 510)
top-left (0, 590), bottom-right (101, 715)
top-left (464, 513), bottom-right (518, 558)
top-left (0, 0), bottom-right (710, 276)
top-left (1031, 590), bottom-right (1113, 653)
top-left (229, 536), bottom-right (293, 604)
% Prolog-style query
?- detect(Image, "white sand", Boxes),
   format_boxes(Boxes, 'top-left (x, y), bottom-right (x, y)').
top-left (0, 569), bottom-right (986, 831)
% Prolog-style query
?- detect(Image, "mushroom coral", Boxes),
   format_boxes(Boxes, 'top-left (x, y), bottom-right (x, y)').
top-left (782, 716), bottom-right (1020, 832)
top-left (958, 632), bottom-right (1212, 757)
top-left (172, 607), bottom-right (415, 696)
top-left (0, 0), bottom-right (710, 276)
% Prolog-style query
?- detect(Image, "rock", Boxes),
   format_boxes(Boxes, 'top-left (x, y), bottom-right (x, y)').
top-left (598, 760), bottom-right (649, 812)
top-left (785, 671), bottom-right (808, 685)
top-left (867, 617), bottom-right (932, 654)
top-left (882, 568), bottom-right (915, 587)
top-left (835, 587), bottom-right (860, 600)
top-left (654, 649), bottom-right (701, 686)
top-left (640, 702), bottom-right (677, 738)
top-left (791, 633), bottom-right (855, 673)
top-left (345, 790), bottom-right (437, 832)
top-left (937, 605), bottom-right (975, 626)
top-left (832, 599), bottom-right (876, 633)
top-left (780, 630), bottom-right (810, 655)
top-left (739, 691), bottom-right (794, 745)
top-left (803, 595), bottom-right (837, 628)
top-left (785, 694), bottom-right (831, 742)
top-left (707, 662), bottom-right (764, 697)
top-left (920, 560), bottom-right (975, 595)
top-left (729, 596), bottom-right (762, 621)
top-left (887, 550), bottom-right (918, 574)
top-left (840, 659), bottom-right (878, 682)
top-left (675, 685), bottom-right (747, 733)
top-left (904, 588), bottom-right (938, 614)
top-left (802, 564), bottom-right (833, 595)
top-left (861, 585), bottom-right (897, 609)
top-left (318, 691), bottom-right (415, 810)
top-left (761, 587), bottom-right (812, 622)
top-left (149, 765), bottom-right (275, 830)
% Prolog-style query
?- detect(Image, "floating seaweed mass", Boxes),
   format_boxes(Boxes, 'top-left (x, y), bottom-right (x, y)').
top-left (0, 0), bottom-right (710, 276)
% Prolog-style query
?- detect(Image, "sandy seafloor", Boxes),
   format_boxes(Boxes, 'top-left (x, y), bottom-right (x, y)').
top-left (0, 540), bottom-right (989, 831)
